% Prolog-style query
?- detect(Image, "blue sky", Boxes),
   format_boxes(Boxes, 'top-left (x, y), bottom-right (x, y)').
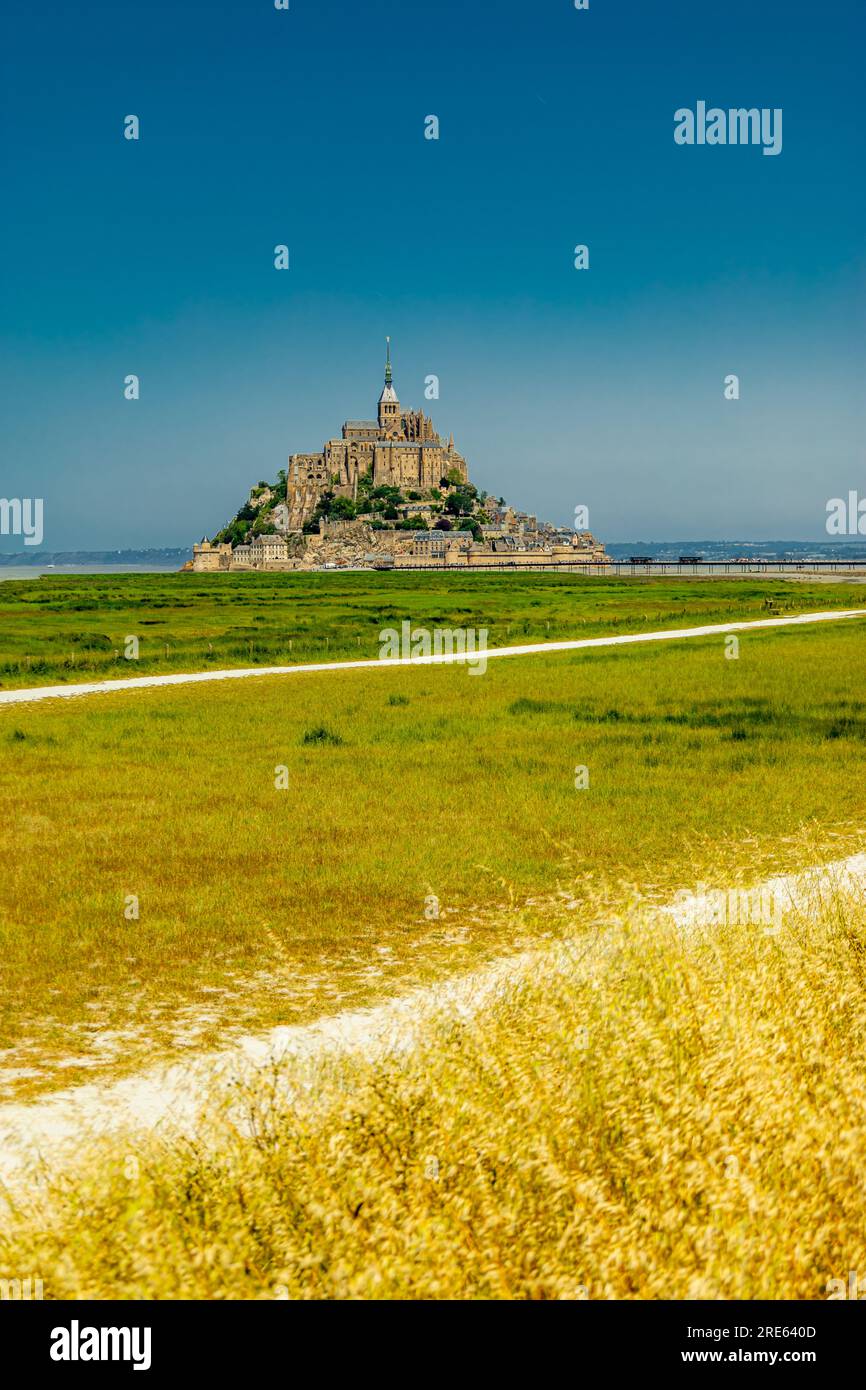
top-left (1, 0), bottom-right (864, 548)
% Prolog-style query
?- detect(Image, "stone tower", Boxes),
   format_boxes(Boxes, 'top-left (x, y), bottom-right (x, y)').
top-left (377, 337), bottom-right (401, 439)
top-left (281, 340), bottom-right (470, 527)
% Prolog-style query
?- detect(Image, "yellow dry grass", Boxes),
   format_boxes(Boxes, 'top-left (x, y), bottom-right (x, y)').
top-left (4, 870), bottom-right (866, 1300)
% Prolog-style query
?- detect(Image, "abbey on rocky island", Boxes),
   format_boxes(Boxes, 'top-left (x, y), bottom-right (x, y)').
top-left (189, 340), bottom-right (609, 573)
top-left (283, 339), bottom-right (469, 529)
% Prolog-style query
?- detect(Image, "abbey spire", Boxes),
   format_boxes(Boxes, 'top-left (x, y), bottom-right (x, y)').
top-left (377, 335), bottom-right (400, 435)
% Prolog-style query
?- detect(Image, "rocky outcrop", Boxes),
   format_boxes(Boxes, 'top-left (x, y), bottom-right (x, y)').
top-left (295, 523), bottom-right (415, 570)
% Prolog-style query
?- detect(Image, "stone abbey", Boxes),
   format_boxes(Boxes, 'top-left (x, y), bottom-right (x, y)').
top-left (190, 338), bottom-right (610, 572)
top-left (283, 339), bottom-right (469, 528)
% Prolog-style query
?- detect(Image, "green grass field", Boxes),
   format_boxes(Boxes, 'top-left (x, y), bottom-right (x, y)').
top-left (2, 575), bottom-right (866, 1302)
top-left (2, 610), bottom-right (866, 1102)
top-left (0, 569), bottom-right (859, 687)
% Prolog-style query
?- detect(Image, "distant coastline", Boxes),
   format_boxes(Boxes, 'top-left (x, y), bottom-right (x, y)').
top-left (0, 548), bottom-right (191, 577)
top-left (605, 540), bottom-right (866, 564)
top-left (2, 541), bottom-right (866, 578)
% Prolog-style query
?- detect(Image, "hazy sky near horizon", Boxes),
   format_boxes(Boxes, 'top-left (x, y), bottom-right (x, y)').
top-left (2, 0), bottom-right (864, 550)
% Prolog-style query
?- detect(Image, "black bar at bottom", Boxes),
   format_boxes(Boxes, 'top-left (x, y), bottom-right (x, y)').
top-left (4, 1297), bottom-right (861, 1375)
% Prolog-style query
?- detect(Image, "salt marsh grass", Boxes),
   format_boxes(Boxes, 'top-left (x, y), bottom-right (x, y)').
top-left (0, 570), bottom-right (853, 688)
top-left (1, 620), bottom-right (865, 1098)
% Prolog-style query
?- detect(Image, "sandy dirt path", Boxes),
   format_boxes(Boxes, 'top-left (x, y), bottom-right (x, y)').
top-left (1, 850), bottom-right (864, 1195)
top-left (1, 608), bottom-right (864, 706)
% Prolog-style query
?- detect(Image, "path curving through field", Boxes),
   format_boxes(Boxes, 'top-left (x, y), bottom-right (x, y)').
top-left (1, 608), bottom-right (864, 707)
top-left (1, 850), bottom-right (865, 1196)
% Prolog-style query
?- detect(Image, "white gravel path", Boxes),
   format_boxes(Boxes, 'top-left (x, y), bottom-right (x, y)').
top-left (1, 850), bottom-right (865, 1195)
top-left (1, 608), bottom-right (864, 706)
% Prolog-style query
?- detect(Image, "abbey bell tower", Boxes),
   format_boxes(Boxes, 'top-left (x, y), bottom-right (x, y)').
top-left (282, 338), bottom-right (470, 527)
top-left (377, 337), bottom-right (401, 438)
